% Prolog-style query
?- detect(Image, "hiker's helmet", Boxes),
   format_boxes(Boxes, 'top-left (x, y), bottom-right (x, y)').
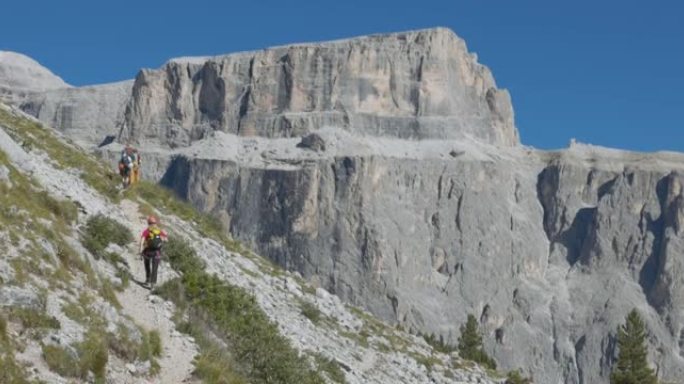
top-left (147, 216), bottom-right (158, 225)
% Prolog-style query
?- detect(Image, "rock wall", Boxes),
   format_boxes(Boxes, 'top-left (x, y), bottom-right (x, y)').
top-left (21, 80), bottom-right (133, 146)
top-left (157, 146), bottom-right (684, 384)
top-left (123, 28), bottom-right (518, 147)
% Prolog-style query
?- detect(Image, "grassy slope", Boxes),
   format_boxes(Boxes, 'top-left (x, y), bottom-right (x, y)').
top-left (0, 105), bottom-right (328, 383)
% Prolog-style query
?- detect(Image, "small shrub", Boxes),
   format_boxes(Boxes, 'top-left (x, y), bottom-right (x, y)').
top-left (77, 330), bottom-right (109, 381)
top-left (314, 353), bottom-right (346, 383)
top-left (10, 308), bottom-right (60, 330)
top-left (43, 344), bottom-right (79, 377)
top-left (300, 301), bottom-right (322, 324)
top-left (81, 214), bottom-right (132, 259)
top-left (0, 353), bottom-right (30, 384)
top-left (149, 330), bottom-right (162, 357)
top-left (506, 369), bottom-right (533, 384)
top-left (99, 279), bottom-right (121, 309)
top-left (421, 332), bottom-right (456, 354)
top-left (0, 315), bottom-right (7, 342)
top-left (193, 344), bottom-right (248, 384)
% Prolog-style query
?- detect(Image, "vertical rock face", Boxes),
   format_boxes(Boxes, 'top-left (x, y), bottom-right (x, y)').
top-left (21, 81), bottom-right (133, 145)
top-left (123, 28), bottom-right (518, 147)
top-left (158, 144), bottom-right (684, 384)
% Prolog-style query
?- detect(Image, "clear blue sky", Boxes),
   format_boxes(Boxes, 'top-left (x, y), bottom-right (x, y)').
top-left (2, 0), bottom-right (682, 152)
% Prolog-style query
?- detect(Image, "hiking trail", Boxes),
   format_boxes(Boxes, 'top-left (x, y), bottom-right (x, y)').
top-left (116, 199), bottom-right (198, 384)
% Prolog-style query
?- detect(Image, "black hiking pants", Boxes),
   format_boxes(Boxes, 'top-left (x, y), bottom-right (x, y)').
top-left (143, 250), bottom-right (161, 284)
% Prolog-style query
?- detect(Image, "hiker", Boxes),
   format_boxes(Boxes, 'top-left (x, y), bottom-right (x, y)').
top-left (139, 215), bottom-right (168, 288)
top-left (131, 147), bottom-right (141, 185)
top-left (118, 145), bottom-right (134, 188)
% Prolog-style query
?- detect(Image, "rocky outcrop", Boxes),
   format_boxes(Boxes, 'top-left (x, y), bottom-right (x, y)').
top-left (21, 80), bottom-right (133, 145)
top-left (0, 51), bottom-right (69, 104)
top-left (122, 28), bottom-right (517, 147)
top-left (153, 137), bottom-right (684, 384)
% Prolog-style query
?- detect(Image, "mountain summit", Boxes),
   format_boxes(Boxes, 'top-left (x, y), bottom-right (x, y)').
top-left (0, 51), bottom-right (69, 103)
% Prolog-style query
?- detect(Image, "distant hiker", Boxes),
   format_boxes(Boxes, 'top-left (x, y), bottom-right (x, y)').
top-left (139, 215), bottom-right (167, 288)
top-left (118, 145), bottom-right (134, 188)
top-left (131, 147), bottom-right (142, 185)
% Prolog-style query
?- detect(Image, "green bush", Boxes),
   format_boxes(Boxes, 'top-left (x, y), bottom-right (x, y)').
top-left (314, 353), bottom-right (346, 384)
top-left (0, 316), bottom-right (7, 342)
top-left (9, 308), bottom-right (60, 330)
top-left (158, 237), bottom-right (325, 384)
top-left (43, 344), bottom-right (80, 377)
top-left (506, 369), bottom-right (533, 384)
top-left (81, 214), bottom-right (132, 259)
top-left (148, 330), bottom-right (162, 357)
top-left (43, 330), bottom-right (108, 381)
top-left (300, 300), bottom-right (322, 324)
top-left (421, 332), bottom-right (456, 354)
top-left (0, 354), bottom-right (31, 384)
top-left (77, 330), bottom-right (109, 381)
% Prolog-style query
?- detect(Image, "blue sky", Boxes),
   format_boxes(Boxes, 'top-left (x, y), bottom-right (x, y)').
top-left (2, 0), bottom-right (682, 152)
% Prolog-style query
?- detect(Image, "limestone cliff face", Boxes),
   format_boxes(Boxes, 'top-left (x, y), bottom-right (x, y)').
top-left (20, 81), bottom-right (133, 145)
top-left (156, 144), bottom-right (684, 384)
top-left (123, 28), bottom-right (518, 147)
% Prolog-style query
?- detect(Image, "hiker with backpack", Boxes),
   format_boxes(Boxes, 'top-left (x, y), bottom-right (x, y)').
top-left (139, 215), bottom-right (168, 288)
top-left (118, 145), bottom-right (134, 188)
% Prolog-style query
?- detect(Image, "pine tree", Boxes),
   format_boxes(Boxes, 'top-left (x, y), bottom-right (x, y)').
top-left (458, 314), bottom-right (496, 369)
top-left (610, 309), bottom-right (658, 384)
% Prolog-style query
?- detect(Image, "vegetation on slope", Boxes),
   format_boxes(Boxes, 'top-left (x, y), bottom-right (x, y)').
top-left (157, 237), bottom-right (325, 384)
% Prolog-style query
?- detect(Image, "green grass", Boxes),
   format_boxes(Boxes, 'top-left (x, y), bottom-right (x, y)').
top-left (99, 279), bottom-right (122, 309)
top-left (157, 237), bottom-right (325, 384)
top-left (8, 308), bottom-right (60, 331)
top-left (106, 324), bottom-right (162, 372)
top-left (0, 107), bottom-right (121, 201)
top-left (0, 355), bottom-right (31, 384)
top-left (0, 316), bottom-right (7, 342)
top-left (0, 151), bottom-right (78, 236)
top-left (43, 330), bottom-right (109, 383)
top-left (420, 332), bottom-right (456, 354)
top-left (313, 353), bottom-right (347, 384)
top-left (0, 312), bottom-right (31, 384)
top-left (410, 351), bottom-right (442, 372)
top-left (505, 369), bottom-right (533, 384)
top-left (81, 214), bottom-right (133, 260)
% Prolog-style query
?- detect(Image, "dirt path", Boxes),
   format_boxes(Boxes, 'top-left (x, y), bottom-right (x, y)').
top-left (116, 199), bottom-right (197, 384)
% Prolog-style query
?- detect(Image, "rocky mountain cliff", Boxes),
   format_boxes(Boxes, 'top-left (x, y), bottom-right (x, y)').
top-left (5, 28), bottom-right (684, 383)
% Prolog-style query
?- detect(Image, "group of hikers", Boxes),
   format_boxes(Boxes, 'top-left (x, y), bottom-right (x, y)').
top-left (118, 144), bottom-right (142, 188)
top-left (117, 144), bottom-right (168, 288)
